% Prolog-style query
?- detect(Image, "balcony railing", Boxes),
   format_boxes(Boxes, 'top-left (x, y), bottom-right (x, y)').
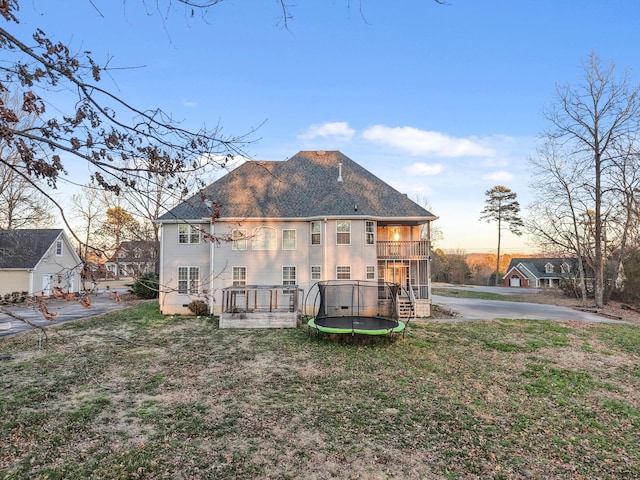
top-left (377, 240), bottom-right (430, 259)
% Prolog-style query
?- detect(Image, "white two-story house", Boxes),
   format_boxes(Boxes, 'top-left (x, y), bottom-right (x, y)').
top-left (156, 150), bottom-right (438, 322)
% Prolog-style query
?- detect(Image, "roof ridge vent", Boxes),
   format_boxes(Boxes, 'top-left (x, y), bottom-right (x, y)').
top-left (337, 162), bottom-right (343, 182)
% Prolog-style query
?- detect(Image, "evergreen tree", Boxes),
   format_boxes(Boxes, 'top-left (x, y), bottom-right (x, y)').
top-left (479, 186), bottom-right (524, 286)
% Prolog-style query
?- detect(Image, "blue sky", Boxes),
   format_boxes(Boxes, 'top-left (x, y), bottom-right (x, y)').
top-left (14, 1), bottom-right (640, 252)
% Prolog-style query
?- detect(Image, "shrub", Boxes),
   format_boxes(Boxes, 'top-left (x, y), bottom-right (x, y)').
top-left (188, 299), bottom-right (209, 316)
top-left (131, 273), bottom-right (159, 299)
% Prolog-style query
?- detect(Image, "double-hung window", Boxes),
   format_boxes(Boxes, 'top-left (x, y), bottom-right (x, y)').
top-left (311, 221), bottom-right (321, 245)
top-left (178, 266), bottom-right (199, 294)
top-left (252, 226), bottom-right (276, 250)
top-left (232, 266), bottom-right (247, 286)
top-left (365, 220), bottom-right (375, 245)
top-left (336, 265), bottom-right (351, 280)
top-left (232, 229), bottom-right (247, 251)
top-left (179, 224), bottom-right (200, 244)
top-left (311, 265), bottom-right (322, 281)
top-left (55, 240), bottom-right (63, 256)
top-left (366, 265), bottom-right (375, 280)
top-left (336, 220), bottom-right (351, 245)
top-left (282, 229), bottom-right (296, 250)
top-left (282, 266), bottom-right (296, 294)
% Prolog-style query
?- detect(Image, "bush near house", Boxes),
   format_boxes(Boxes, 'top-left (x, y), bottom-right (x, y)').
top-left (187, 299), bottom-right (209, 316)
top-left (130, 272), bottom-right (159, 299)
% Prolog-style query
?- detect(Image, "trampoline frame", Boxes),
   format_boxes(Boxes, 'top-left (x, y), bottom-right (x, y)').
top-left (305, 280), bottom-right (409, 336)
top-left (307, 316), bottom-right (406, 335)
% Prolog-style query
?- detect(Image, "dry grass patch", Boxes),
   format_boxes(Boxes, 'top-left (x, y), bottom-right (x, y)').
top-left (1, 303), bottom-right (639, 479)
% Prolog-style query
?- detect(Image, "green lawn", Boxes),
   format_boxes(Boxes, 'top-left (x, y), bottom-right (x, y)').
top-left (1, 302), bottom-right (639, 479)
top-left (432, 287), bottom-right (547, 303)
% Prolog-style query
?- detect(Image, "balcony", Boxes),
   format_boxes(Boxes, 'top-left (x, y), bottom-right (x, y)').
top-left (376, 240), bottom-right (430, 259)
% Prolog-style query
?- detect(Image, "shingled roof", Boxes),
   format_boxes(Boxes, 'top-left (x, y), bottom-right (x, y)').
top-left (0, 229), bottom-right (64, 269)
top-left (505, 257), bottom-right (577, 279)
top-left (158, 151), bottom-right (436, 222)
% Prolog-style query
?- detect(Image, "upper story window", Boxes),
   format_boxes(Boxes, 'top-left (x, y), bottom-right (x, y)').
top-left (282, 229), bottom-right (296, 250)
top-left (336, 220), bottom-right (351, 245)
top-left (252, 226), bottom-right (276, 250)
top-left (232, 229), bottom-right (247, 251)
top-left (561, 262), bottom-right (571, 274)
top-left (545, 263), bottom-right (554, 274)
top-left (311, 221), bottom-right (321, 245)
top-left (365, 220), bottom-right (375, 245)
top-left (179, 224), bottom-right (200, 244)
top-left (55, 240), bottom-right (63, 256)
top-left (133, 248), bottom-right (142, 259)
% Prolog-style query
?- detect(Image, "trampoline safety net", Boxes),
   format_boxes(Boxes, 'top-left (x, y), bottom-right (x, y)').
top-left (315, 280), bottom-right (400, 320)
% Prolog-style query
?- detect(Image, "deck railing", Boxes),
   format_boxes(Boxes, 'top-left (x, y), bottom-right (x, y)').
top-left (221, 285), bottom-right (303, 314)
top-left (376, 240), bottom-right (430, 259)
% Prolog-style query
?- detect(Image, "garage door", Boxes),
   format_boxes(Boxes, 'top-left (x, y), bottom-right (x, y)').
top-left (509, 276), bottom-right (521, 287)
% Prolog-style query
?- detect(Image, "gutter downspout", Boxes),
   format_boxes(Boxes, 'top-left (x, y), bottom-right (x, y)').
top-left (323, 218), bottom-right (328, 281)
top-left (158, 223), bottom-right (165, 313)
top-left (210, 222), bottom-right (215, 315)
top-left (427, 221), bottom-right (432, 300)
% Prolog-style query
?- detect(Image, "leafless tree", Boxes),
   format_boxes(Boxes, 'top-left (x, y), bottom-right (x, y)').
top-left (536, 53), bottom-right (640, 307)
top-left (0, 1), bottom-right (250, 249)
top-left (415, 194), bottom-right (443, 247)
top-left (117, 153), bottom-right (222, 246)
top-left (0, 92), bottom-right (54, 229)
top-left (70, 185), bottom-right (107, 258)
top-left (528, 139), bottom-right (592, 305)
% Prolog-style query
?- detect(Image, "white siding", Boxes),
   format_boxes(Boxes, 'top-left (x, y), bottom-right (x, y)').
top-left (32, 233), bottom-right (82, 296)
top-left (159, 218), bottom-right (380, 315)
top-left (159, 223), bottom-right (211, 315)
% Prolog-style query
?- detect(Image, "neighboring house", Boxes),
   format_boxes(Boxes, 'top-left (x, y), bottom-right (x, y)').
top-left (104, 240), bottom-right (159, 278)
top-left (0, 229), bottom-right (82, 296)
top-left (503, 257), bottom-right (578, 288)
top-left (156, 150), bottom-right (438, 320)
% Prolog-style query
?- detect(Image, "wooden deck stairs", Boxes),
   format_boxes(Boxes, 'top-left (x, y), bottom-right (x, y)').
top-left (398, 297), bottom-right (415, 320)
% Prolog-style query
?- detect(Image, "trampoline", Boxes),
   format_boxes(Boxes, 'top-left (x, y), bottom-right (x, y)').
top-left (306, 280), bottom-right (408, 336)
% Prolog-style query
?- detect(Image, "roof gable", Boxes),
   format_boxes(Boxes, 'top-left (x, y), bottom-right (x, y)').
top-left (505, 257), bottom-right (578, 279)
top-left (158, 151), bottom-right (436, 222)
top-left (0, 229), bottom-right (64, 269)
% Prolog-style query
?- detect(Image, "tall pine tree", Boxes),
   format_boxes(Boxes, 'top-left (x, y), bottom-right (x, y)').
top-left (479, 186), bottom-right (524, 286)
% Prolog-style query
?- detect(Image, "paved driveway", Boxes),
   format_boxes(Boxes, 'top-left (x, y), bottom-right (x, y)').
top-left (432, 292), bottom-right (626, 324)
top-left (0, 288), bottom-right (130, 338)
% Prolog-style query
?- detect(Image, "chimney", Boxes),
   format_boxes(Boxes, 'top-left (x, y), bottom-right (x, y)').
top-left (337, 162), bottom-right (343, 182)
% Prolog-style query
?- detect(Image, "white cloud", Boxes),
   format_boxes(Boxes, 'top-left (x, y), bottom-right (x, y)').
top-left (298, 122), bottom-right (355, 141)
top-left (483, 171), bottom-right (514, 182)
top-left (482, 157), bottom-right (509, 168)
top-left (404, 162), bottom-right (444, 176)
top-left (183, 100), bottom-right (198, 107)
top-left (361, 125), bottom-right (496, 157)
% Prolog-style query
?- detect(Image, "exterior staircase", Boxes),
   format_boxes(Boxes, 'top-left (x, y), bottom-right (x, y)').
top-left (398, 297), bottom-right (415, 319)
